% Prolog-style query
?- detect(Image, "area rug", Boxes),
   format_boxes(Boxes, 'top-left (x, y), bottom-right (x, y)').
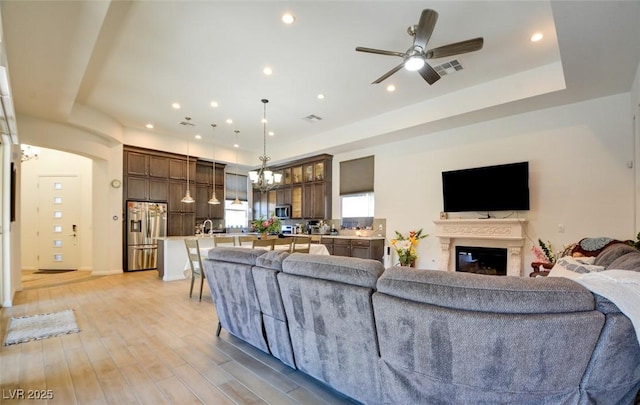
top-left (3, 309), bottom-right (80, 346)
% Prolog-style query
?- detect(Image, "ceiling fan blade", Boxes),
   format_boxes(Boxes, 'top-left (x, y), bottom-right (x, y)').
top-left (413, 9), bottom-right (439, 50)
top-left (372, 63), bottom-right (405, 84)
top-left (418, 63), bottom-right (440, 85)
top-left (426, 37), bottom-right (484, 59)
top-left (356, 47), bottom-right (405, 57)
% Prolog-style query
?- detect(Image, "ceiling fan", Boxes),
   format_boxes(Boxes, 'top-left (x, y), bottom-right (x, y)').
top-left (356, 9), bottom-right (484, 85)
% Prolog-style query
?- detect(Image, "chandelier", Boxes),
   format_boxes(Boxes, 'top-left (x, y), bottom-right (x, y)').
top-left (249, 99), bottom-right (282, 193)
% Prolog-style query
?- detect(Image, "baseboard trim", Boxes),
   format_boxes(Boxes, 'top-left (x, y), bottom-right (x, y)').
top-left (91, 269), bottom-right (123, 276)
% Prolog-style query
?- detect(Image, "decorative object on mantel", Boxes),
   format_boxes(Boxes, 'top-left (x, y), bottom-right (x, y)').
top-left (180, 117), bottom-right (195, 203)
top-left (391, 229), bottom-right (428, 267)
top-left (249, 99), bottom-right (282, 193)
top-left (208, 123), bottom-right (220, 205)
top-left (532, 239), bottom-right (556, 265)
top-left (252, 216), bottom-right (281, 239)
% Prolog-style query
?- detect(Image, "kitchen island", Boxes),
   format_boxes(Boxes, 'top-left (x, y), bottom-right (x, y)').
top-left (156, 236), bottom-right (217, 281)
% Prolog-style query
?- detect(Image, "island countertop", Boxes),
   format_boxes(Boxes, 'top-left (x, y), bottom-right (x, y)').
top-left (156, 234), bottom-right (386, 241)
top-left (315, 235), bottom-right (386, 240)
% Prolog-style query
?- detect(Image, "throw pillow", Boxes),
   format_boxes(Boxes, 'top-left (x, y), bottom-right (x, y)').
top-left (550, 256), bottom-right (605, 275)
top-left (593, 243), bottom-right (638, 267)
top-left (606, 251), bottom-right (640, 272)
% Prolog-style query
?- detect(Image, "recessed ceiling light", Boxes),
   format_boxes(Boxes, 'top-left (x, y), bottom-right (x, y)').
top-left (145, 123), bottom-right (154, 129)
top-left (226, 118), bottom-right (233, 124)
top-left (195, 134), bottom-right (202, 140)
top-left (530, 32), bottom-right (543, 42)
top-left (317, 94), bottom-right (325, 100)
top-left (263, 66), bottom-right (273, 75)
top-left (172, 102), bottom-right (181, 109)
top-left (233, 143), bottom-right (239, 148)
top-left (282, 13), bottom-right (295, 24)
top-left (268, 131), bottom-right (275, 136)
top-left (386, 84), bottom-right (396, 92)
top-left (261, 118), bottom-right (268, 124)
top-left (210, 101), bottom-right (219, 108)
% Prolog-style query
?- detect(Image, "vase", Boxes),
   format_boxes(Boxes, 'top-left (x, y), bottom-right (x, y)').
top-left (400, 259), bottom-right (416, 268)
top-left (261, 232), bottom-right (268, 240)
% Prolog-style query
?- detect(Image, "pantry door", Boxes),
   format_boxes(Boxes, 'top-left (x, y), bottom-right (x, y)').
top-left (37, 176), bottom-right (80, 270)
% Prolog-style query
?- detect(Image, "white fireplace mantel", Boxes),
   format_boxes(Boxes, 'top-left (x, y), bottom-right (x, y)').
top-left (433, 218), bottom-right (528, 276)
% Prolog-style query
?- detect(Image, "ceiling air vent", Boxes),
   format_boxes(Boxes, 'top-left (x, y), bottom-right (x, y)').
top-left (432, 59), bottom-right (463, 77)
top-left (302, 114), bottom-right (323, 123)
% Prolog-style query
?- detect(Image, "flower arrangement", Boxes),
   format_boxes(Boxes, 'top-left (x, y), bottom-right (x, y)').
top-left (252, 216), bottom-right (281, 235)
top-left (531, 239), bottom-right (556, 264)
top-left (391, 229), bottom-right (428, 267)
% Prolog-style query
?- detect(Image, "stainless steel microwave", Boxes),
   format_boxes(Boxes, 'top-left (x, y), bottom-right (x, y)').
top-left (275, 205), bottom-right (291, 219)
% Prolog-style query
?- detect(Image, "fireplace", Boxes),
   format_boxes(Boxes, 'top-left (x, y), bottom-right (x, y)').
top-left (456, 246), bottom-right (507, 276)
top-left (433, 218), bottom-right (527, 276)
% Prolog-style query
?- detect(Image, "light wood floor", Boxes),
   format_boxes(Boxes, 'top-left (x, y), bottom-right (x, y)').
top-left (1, 270), bottom-right (356, 404)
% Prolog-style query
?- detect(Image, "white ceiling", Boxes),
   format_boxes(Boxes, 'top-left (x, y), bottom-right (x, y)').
top-left (1, 1), bottom-right (639, 165)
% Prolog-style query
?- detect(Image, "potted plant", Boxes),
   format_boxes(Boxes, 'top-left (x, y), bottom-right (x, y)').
top-left (252, 216), bottom-right (281, 239)
top-left (391, 229), bottom-right (428, 267)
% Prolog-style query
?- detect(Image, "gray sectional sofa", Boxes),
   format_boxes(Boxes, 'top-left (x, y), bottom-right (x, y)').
top-left (202, 247), bottom-right (640, 404)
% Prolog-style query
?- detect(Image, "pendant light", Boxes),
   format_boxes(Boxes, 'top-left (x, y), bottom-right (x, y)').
top-left (231, 129), bottom-right (242, 205)
top-left (208, 123), bottom-right (220, 205)
top-left (180, 117), bottom-right (195, 203)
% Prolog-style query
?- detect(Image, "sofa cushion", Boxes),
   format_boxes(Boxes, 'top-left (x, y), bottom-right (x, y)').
top-left (593, 243), bottom-right (638, 267)
top-left (607, 251), bottom-right (640, 272)
top-left (282, 253), bottom-right (384, 289)
top-left (377, 267), bottom-right (595, 314)
top-left (255, 250), bottom-right (289, 270)
top-left (207, 246), bottom-right (265, 264)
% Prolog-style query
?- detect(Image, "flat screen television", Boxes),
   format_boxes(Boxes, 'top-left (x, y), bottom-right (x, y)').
top-left (442, 161), bottom-right (530, 213)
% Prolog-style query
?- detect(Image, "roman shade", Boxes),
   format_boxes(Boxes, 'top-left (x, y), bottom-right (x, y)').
top-left (340, 155), bottom-right (374, 195)
top-left (225, 173), bottom-right (248, 201)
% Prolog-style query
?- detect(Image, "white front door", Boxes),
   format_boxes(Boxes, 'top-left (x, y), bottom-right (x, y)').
top-left (37, 176), bottom-right (79, 270)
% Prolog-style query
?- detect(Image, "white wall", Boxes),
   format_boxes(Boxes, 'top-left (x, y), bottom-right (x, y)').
top-left (632, 61), bottom-right (640, 233)
top-left (20, 148), bottom-right (93, 270)
top-left (333, 93), bottom-right (635, 271)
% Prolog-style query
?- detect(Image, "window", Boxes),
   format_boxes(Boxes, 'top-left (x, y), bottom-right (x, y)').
top-left (340, 156), bottom-right (375, 228)
top-left (225, 200), bottom-right (249, 228)
top-left (341, 192), bottom-right (375, 229)
top-left (225, 173), bottom-right (249, 228)
top-left (341, 193), bottom-right (375, 217)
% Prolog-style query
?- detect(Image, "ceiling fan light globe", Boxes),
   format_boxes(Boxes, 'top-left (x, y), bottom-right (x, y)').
top-left (405, 56), bottom-right (425, 71)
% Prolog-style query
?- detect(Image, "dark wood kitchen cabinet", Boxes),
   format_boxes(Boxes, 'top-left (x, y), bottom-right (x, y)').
top-left (351, 239), bottom-right (384, 262)
top-left (333, 239), bottom-right (351, 257)
top-left (123, 145), bottom-right (225, 236)
top-left (268, 154), bottom-right (332, 220)
top-left (125, 177), bottom-right (168, 201)
top-left (321, 237), bottom-right (334, 255)
top-left (321, 237), bottom-right (384, 263)
top-left (253, 189), bottom-right (276, 220)
top-left (195, 161), bottom-right (225, 220)
top-left (167, 212), bottom-right (196, 236)
top-left (125, 150), bottom-right (170, 178)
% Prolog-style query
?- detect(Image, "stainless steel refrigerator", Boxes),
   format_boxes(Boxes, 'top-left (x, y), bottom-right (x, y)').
top-left (126, 201), bottom-right (167, 271)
